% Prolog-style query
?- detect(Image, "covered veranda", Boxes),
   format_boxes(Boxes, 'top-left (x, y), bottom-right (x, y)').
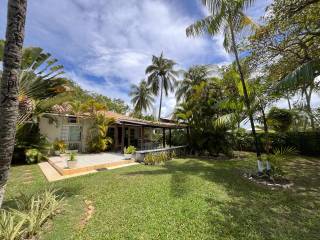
top-left (114, 118), bottom-right (189, 153)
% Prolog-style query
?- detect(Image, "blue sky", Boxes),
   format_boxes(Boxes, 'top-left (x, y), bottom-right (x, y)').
top-left (0, 0), bottom-right (272, 116)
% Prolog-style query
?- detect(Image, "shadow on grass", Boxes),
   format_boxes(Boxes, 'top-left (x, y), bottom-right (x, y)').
top-left (124, 156), bottom-right (320, 239)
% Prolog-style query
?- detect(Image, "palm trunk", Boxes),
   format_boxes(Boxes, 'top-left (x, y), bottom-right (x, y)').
top-left (286, 93), bottom-right (292, 110)
top-left (0, 0), bottom-right (28, 207)
top-left (229, 22), bottom-right (262, 173)
top-left (158, 77), bottom-right (164, 120)
top-left (304, 87), bottom-right (315, 129)
top-left (261, 107), bottom-right (271, 174)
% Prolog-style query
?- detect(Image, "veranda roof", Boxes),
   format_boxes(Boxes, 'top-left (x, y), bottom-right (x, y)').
top-left (43, 111), bottom-right (187, 129)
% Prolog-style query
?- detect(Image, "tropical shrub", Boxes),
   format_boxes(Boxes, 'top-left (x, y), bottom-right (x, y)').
top-left (232, 128), bottom-right (254, 152)
top-left (87, 114), bottom-right (114, 153)
top-left (267, 147), bottom-right (297, 177)
top-left (53, 139), bottom-right (67, 153)
top-left (0, 210), bottom-right (26, 240)
top-left (14, 123), bottom-right (51, 164)
top-left (69, 152), bottom-right (77, 161)
top-left (124, 146), bottom-right (136, 154)
top-left (25, 149), bottom-right (47, 164)
top-left (144, 151), bottom-right (173, 165)
top-left (0, 189), bottom-right (64, 240)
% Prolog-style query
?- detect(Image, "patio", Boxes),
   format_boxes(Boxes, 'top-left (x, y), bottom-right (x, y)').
top-left (47, 152), bottom-right (136, 177)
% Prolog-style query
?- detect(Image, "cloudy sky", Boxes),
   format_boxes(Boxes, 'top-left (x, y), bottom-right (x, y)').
top-left (0, 0), bottom-right (272, 116)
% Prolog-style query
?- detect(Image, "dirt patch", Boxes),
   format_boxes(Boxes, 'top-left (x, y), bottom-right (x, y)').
top-left (79, 199), bottom-right (95, 229)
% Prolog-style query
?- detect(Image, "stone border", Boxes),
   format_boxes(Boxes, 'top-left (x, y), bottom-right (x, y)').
top-left (243, 173), bottom-right (294, 189)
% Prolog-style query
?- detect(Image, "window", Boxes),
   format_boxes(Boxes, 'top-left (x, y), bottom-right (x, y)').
top-left (67, 116), bottom-right (77, 123)
top-left (69, 126), bottom-right (81, 141)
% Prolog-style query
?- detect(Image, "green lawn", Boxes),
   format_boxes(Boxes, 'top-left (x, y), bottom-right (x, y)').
top-left (4, 154), bottom-right (320, 240)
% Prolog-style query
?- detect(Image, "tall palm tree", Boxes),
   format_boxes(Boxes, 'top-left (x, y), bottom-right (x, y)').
top-left (145, 53), bottom-right (178, 120)
top-left (0, 0), bottom-right (28, 207)
top-left (175, 65), bottom-right (209, 102)
top-left (186, 0), bottom-right (264, 172)
top-left (130, 80), bottom-right (154, 115)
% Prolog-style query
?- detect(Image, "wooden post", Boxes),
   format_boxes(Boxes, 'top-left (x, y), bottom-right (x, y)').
top-left (114, 127), bottom-right (118, 150)
top-left (128, 127), bottom-right (131, 147)
top-left (141, 126), bottom-right (144, 150)
top-left (121, 123), bottom-right (125, 153)
top-left (169, 128), bottom-right (172, 147)
top-left (162, 128), bottom-right (166, 148)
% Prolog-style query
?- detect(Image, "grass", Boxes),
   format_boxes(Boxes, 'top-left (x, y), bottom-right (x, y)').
top-left (3, 154), bottom-right (320, 239)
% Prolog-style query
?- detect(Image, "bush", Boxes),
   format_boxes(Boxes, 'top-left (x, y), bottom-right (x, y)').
top-left (233, 131), bottom-right (320, 156)
top-left (13, 123), bottom-right (51, 164)
top-left (25, 148), bottom-right (47, 164)
top-left (53, 140), bottom-right (67, 153)
top-left (144, 151), bottom-right (173, 165)
top-left (267, 147), bottom-right (297, 177)
top-left (124, 145), bottom-right (136, 154)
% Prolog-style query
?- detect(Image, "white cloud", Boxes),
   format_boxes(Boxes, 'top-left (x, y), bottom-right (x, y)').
top-left (0, 0), bottom-right (270, 115)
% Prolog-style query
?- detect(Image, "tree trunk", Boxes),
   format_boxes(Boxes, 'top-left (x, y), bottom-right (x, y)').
top-left (158, 76), bottom-right (164, 120)
top-left (0, 0), bottom-right (28, 208)
top-left (261, 107), bottom-right (271, 174)
top-left (286, 92), bottom-right (292, 110)
top-left (304, 87), bottom-right (315, 129)
top-left (229, 23), bottom-right (262, 173)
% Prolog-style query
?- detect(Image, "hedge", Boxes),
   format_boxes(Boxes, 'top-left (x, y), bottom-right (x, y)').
top-left (238, 131), bottom-right (320, 156)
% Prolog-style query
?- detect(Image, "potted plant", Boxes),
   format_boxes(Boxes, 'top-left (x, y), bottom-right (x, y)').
top-left (53, 140), bottom-right (67, 156)
top-left (124, 145), bottom-right (136, 160)
top-left (67, 152), bottom-right (77, 168)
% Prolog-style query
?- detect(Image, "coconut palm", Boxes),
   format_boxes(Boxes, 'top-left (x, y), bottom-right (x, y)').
top-left (175, 65), bottom-right (209, 102)
top-left (0, 0), bottom-right (28, 207)
top-left (186, 0), bottom-right (264, 172)
top-left (130, 80), bottom-right (154, 115)
top-left (145, 53), bottom-right (178, 120)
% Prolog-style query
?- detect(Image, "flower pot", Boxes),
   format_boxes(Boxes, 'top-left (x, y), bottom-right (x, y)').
top-left (124, 154), bottom-right (132, 160)
top-left (54, 150), bottom-right (60, 156)
top-left (67, 161), bottom-right (77, 169)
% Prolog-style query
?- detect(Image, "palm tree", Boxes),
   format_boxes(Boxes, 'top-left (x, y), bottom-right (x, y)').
top-left (145, 53), bottom-right (178, 120)
top-left (186, 0), bottom-right (264, 172)
top-left (130, 80), bottom-right (154, 115)
top-left (0, 0), bottom-right (28, 207)
top-left (175, 65), bottom-right (209, 102)
top-left (0, 40), bottom-right (69, 126)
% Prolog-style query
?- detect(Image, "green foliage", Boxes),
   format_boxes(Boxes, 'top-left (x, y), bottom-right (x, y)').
top-left (130, 80), bottom-right (154, 114)
top-left (175, 78), bottom-right (233, 156)
top-left (0, 210), bottom-right (26, 240)
top-left (144, 151), bottom-right (173, 165)
top-left (146, 53), bottom-right (178, 119)
top-left (87, 114), bottom-right (114, 153)
top-left (267, 107), bottom-right (293, 132)
top-left (69, 152), bottom-right (77, 161)
top-left (14, 123), bottom-right (51, 164)
top-left (0, 189), bottom-right (64, 240)
top-left (53, 140), bottom-right (67, 153)
top-left (124, 146), bottom-right (136, 154)
top-left (267, 147), bottom-right (297, 177)
top-left (232, 128), bottom-right (254, 151)
top-left (25, 149), bottom-right (46, 164)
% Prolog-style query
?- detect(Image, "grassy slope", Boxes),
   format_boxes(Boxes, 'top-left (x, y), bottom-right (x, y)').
top-left (3, 155), bottom-right (320, 240)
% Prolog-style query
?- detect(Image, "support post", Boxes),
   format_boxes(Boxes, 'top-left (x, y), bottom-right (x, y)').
top-left (141, 126), bottom-right (144, 150)
top-left (162, 128), bottom-right (166, 148)
top-left (169, 128), bottom-right (172, 147)
top-left (121, 123), bottom-right (125, 153)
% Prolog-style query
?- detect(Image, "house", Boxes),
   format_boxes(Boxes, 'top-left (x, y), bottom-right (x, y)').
top-left (39, 111), bottom-right (188, 153)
